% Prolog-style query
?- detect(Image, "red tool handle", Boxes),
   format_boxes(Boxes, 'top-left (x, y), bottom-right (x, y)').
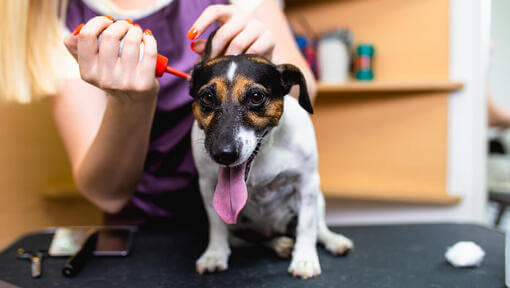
top-left (155, 54), bottom-right (168, 78)
top-left (156, 54), bottom-right (190, 79)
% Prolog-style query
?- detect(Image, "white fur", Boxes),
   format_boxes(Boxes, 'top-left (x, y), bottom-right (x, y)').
top-left (191, 96), bottom-right (353, 279)
top-left (230, 127), bottom-right (257, 167)
top-left (226, 62), bottom-right (237, 82)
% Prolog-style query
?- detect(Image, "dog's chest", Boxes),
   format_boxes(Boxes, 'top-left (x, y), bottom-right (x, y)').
top-left (228, 170), bottom-right (301, 242)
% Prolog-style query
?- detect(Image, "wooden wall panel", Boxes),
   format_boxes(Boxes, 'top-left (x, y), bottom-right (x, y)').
top-left (312, 93), bottom-right (453, 203)
top-left (286, 0), bottom-right (455, 203)
top-left (0, 99), bottom-right (101, 250)
top-left (286, 0), bottom-right (449, 80)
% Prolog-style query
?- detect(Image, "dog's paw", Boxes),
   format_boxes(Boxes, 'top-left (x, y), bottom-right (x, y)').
top-left (321, 233), bottom-right (353, 256)
top-left (196, 247), bottom-right (230, 274)
top-left (288, 247), bottom-right (321, 279)
top-left (269, 236), bottom-right (294, 258)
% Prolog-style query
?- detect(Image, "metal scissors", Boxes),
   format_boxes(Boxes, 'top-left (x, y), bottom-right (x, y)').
top-left (17, 248), bottom-right (46, 278)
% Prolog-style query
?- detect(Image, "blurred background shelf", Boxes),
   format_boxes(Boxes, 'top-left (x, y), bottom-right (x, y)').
top-left (318, 80), bottom-right (464, 95)
top-left (322, 187), bottom-right (462, 205)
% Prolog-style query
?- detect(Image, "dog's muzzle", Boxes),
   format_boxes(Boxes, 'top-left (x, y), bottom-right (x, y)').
top-left (211, 143), bottom-right (240, 166)
top-left (212, 131), bottom-right (267, 225)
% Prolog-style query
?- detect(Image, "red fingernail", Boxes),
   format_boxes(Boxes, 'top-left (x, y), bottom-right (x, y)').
top-left (190, 41), bottom-right (197, 53)
top-left (187, 27), bottom-right (198, 40)
top-left (125, 18), bottom-right (133, 24)
top-left (134, 24), bottom-right (141, 29)
top-left (144, 29), bottom-right (152, 36)
top-left (104, 15), bottom-right (114, 21)
top-left (73, 23), bottom-right (84, 36)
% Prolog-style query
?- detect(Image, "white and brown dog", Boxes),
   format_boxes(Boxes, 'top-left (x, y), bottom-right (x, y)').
top-left (190, 32), bottom-right (353, 279)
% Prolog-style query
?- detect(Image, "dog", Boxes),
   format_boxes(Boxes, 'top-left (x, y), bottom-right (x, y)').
top-left (189, 31), bottom-right (353, 279)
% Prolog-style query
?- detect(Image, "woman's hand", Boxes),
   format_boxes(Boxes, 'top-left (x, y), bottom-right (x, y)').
top-left (188, 5), bottom-right (276, 60)
top-left (63, 16), bottom-right (159, 103)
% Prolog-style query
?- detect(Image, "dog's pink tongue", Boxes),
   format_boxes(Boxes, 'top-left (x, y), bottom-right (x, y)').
top-left (213, 163), bottom-right (248, 224)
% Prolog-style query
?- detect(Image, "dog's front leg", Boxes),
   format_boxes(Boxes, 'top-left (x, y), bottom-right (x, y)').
top-left (288, 172), bottom-right (321, 279)
top-left (196, 177), bottom-right (231, 274)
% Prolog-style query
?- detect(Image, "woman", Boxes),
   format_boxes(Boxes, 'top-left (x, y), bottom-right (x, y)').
top-left (1, 0), bottom-right (316, 228)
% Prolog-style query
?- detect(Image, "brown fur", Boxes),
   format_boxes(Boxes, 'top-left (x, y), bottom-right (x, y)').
top-left (232, 76), bottom-right (255, 103)
top-left (192, 102), bottom-right (214, 130)
top-left (203, 57), bottom-right (230, 67)
top-left (246, 55), bottom-right (272, 65)
top-left (245, 98), bottom-right (283, 129)
top-left (205, 78), bottom-right (228, 103)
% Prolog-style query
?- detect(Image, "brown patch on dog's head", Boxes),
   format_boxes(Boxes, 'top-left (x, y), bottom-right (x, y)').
top-left (203, 56), bottom-right (230, 67)
top-left (231, 76), bottom-right (258, 103)
top-left (191, 77), bottom-right (228, 130)
top-left (192, 101), bottom-right (213, 130)
top-left (245, 97), bottom-right (283, 130)
top-left (245, 55), bottom-right (272, 65)
top-left (207, 77), bottom-right (228, 103)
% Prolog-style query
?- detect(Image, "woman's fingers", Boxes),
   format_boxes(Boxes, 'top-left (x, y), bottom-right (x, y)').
top-left (67, 17), bottom-right (158, 99)
top-left (190, 39), bottom-right (206, 55)
top-left (209, 15), bottom-right (248, 58)
top-left (188, 5), bottom-right (235, 40)
top-left (76, 16), bottom-right (113, 72)
top-left (64, 33), bottom-right (79, 60)
top-left (189, 5), bottom-right (275, 59)
top-left (97, 20), bottom-right (131, 86)
top-left (139, 30), bottom-right (158, 90)
top-left (120, 25), bottom-right (143, 72)
top-left (246, 30), bottom-right (275, 59)
top-left (224, 20), bottom-right (264, 56)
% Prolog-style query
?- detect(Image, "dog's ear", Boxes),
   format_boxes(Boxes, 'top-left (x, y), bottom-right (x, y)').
top-left (276, 64), bottom-right (313, 114)
top-left (190, 28), bottom-right (220, 97)
top-left (201, 27), bottom-right (219, 63)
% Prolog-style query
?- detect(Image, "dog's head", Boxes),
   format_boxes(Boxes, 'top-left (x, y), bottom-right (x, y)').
top-left (189, 30), bottom-right (313, 224)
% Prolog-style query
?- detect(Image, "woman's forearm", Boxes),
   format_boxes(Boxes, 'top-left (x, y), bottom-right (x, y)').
top-left (58, 18), bottom-right (160, 213)
top-left (73, 93), bottom-right (157, 214)
top-left (254, 0), bottom-right (317, 102)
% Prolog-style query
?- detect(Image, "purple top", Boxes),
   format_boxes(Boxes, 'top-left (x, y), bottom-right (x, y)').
top-left (66, 0), bottom-right (227, 227)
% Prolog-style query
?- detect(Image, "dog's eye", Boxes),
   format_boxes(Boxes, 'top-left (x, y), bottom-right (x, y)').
top-left (249, 92), bottom-right (266, 106)
top-left (200, 91), bottom-right (215, 107)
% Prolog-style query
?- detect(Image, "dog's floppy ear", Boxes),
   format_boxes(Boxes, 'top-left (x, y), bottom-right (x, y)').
top-left (276, 64), bottom-right (313, 114)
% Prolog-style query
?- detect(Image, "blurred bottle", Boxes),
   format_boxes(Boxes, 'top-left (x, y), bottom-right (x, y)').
top-left (355, 44), bottom-right (375, 81)
top-left (295, 34), bottom-right (319, 79)
top-left (317, 29), bottom-right (352, 83)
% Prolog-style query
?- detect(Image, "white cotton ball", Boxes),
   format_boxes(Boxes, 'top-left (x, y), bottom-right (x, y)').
top-left (445, 241), bottom-right (485, 268)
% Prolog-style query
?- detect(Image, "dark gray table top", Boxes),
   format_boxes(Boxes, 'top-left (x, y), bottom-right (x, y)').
top-left (0, 223), bottom-right (504, 288)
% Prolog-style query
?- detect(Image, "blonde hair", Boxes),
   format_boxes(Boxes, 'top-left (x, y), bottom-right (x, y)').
top-left (0, 0), bottom-right (67, 103)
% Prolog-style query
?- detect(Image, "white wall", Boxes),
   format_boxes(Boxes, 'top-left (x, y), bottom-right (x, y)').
top-left (488, 0), bottom-right (510, 142)
top-left (489, 0), bottom-right (510, 109)
top-left (325, 0), bottom-right (490, 225)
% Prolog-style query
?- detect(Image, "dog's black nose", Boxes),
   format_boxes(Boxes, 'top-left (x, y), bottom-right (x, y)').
top-left (213, 145), bottom-right (239, 166)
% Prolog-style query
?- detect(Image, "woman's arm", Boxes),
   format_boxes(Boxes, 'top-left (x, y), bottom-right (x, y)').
top-left (253, 0), bottom-right (317, 101)
top-left (189, 0), bottom-right (317, 101)
top-left (53, 16), bottom-right (159, 214)
top-left (488, 92), bottom-right (510, 128)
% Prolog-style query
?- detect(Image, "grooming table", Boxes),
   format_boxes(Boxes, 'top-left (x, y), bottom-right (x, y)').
top-left (0, 223), bottom-right (503, 287)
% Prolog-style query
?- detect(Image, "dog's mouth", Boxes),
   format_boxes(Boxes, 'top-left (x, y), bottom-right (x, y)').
top-left (212, 133), bottom-right (266, 225)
